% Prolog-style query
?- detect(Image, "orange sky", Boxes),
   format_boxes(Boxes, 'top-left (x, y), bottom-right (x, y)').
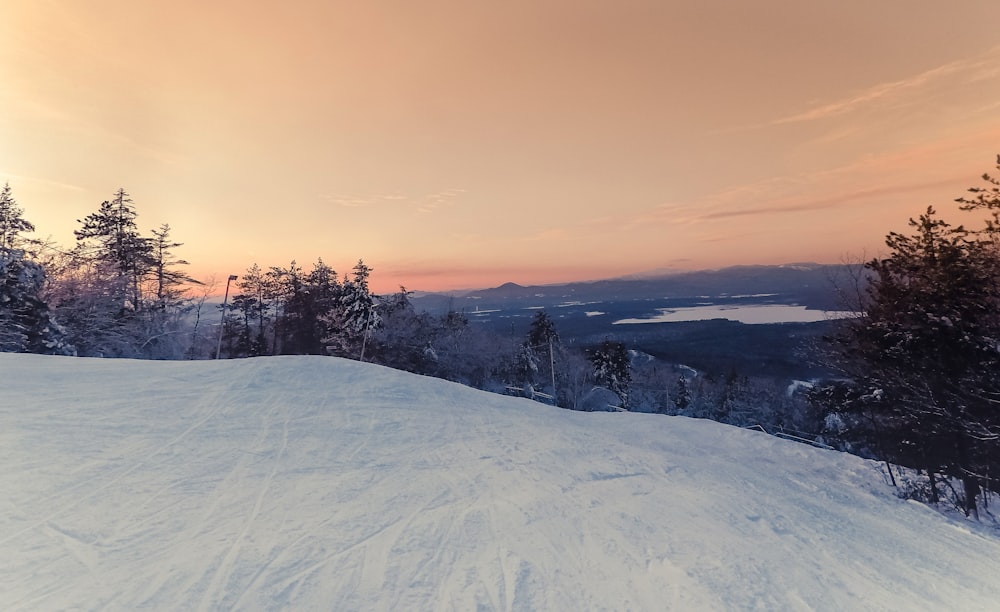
top-left (3, 1), bottom-right (1000, 293)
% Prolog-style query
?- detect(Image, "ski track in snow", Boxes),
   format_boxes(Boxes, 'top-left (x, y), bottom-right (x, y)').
top-left (3, 353), bottom-right (1000, 610)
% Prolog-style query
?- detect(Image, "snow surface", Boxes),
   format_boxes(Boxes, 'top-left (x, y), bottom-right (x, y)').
top-left (3, 353), bottom-right (1000, 611)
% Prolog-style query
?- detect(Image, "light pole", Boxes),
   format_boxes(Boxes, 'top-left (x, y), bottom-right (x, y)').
top-left (215, 274), bottom-right (238, 359)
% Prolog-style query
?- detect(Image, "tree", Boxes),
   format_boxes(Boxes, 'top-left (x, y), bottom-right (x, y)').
top-left (133, 224), bottom-right (201, 358)
top-left (267, 260), bottom-right (307, 354)
top-left (0, 185), bottom-right (73, 354)
top-left (517, 310), bottom-right (561, 395)
top-left (0, 183), bottom-right (35, 251)
top-left (955, 154), bottom-right (1000, 233)
top-left (325, 259), bottom-right (379, 358)
top-left (230, 263), bottom-right (272, 356)
top-left (589, 340), bottom-right (632, 409)
top-left (673, 373), bottom-right (692, 411)
top-left (74, 188), bottom-right (153, 313)
top-left (0, 249), bottom-right (73, 354)
top-left (527, 310), bottom-right (559, 346)
top-left (148, 224), bottom-right (198, 307)
top-left (370, 287), bottom-right (438, 373)
top-left (814, 205), bottom-right (1000, 517)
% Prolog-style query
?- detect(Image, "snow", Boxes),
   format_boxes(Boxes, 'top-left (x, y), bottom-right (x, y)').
top-left (3, 353), bottom-right (1000, 610)
top-left (614, 304), bottom-right (855, 325)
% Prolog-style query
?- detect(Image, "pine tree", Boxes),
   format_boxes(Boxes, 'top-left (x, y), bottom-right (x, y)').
top-left (232, 263), bottom-right (272, 356)
top-left (0, 185), bottom-right (73, 354)
top-left (673, 374), bottom-right (691, 411)
top-left (527, 310), bottom-right (559, 346)
top-left (370, 286), bottom-right (437, 373)
top-left (325, 260), bottom-right (379, 358)
top-left (0, 183), bottom-right (35, 251)
top-left (521, 310), bottom-right (560, 397)
top-left (74, 188), bottom-right (153, 313)
top-left (148, 224), bottom-right (198, 307)
top-left (268, 260), bottom-right (307, 354)
top-left (815, 205), bottom-right (1000, 516)
top-left (955, 154), bottom-right (1000, 232)
top-left (589, 340), bottom-right (632, 409)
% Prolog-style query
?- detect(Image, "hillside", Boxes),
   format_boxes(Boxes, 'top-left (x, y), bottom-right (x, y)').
top-left (3, 354), bottom-right (1000, 610)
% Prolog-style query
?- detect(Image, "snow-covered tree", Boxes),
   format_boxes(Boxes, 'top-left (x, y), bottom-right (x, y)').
top-left (148, 224), bottom-right (198, 307)
top-left (673, 374), bottom-right (691, 411)
top-left (0, 185), bottom-right (73, 354)
top-left (229, 263), bottom-right (272, 356)
top-left (74, 188), bottom-right (153, 313)
top-left (370, 287), bottom-right (438, 373)
top-left (589, 340), bottom-right (632, 409)
top-left (815, 204), bottom-right (1000, 517)
top-left (325, 259), bottom-right (379, 358)
top-left (0, 246), bottom-right (72, 354)
top-left (0, 183), bottom-right (35, 251)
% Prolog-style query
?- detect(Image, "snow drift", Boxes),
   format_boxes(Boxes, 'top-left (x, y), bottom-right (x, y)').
top-left (3, 353), bottom-right (1000, 610)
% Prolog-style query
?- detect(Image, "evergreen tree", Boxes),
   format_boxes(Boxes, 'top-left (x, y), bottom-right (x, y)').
top-left (148, 224), bottom-right (198, 307)
top-left (325, 259), bottom-right (379, 358)
top-left (137, 224), bottom-right (200, 358)
top-left (955, 154), bottom-right (1000, 232)
top-left (589, 340), bottom-right (632, 409)
top-left (527, 310), bottom-right (559, 346)
top-left (268, 260), bottom-right (307, 354)
top-left (370, 287), bottom-right (437, 373)
top-left (814, 205), bottom-right (1000, 516)
top-left (0, 249), bottom-right (73, 354)
top-left (0, 183), bottom-right (35, 251)
top-left (0, 185), bottom-right (73, 354)
top-left (673, 373), bottom-right (691, 411)
top-left (521, 310), bottom-right (561, 397)
top-left (232, 263), bottom-right (272, 356)
top-left (73, 188), bottom-right (153, 312)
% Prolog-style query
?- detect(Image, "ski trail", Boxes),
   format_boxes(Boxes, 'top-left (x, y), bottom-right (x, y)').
top-left (197, 405), bottom-right (290, 612)
top-left (0, 392), bottom-right (228, 548)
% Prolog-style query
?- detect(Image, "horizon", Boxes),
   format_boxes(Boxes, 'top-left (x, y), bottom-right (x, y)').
top-left (3, 2), bottom-right (1000, 294)
top-left (199, 259), bottom-right (840, 298)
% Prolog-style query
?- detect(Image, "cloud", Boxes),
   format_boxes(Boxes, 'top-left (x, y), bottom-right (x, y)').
top-left (324, 189), bottom-right (466, 213)
top-left (696, 178), bottom-right (959, 222)
top-left (772, 45), bottom-right (1000, 125)
top-left (416, 188), bottom-right (466, 214)
top-left (0, 172), bottom-right (87, 193)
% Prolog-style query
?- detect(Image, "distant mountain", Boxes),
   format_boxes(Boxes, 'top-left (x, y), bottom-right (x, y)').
top-left (406, 263), bottom-right (859, 379)
top-left (411, 263), bottom-right (855, 314)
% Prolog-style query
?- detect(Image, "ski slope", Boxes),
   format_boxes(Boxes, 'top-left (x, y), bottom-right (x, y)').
top-left (3, 353), bottom-right (1000, 610)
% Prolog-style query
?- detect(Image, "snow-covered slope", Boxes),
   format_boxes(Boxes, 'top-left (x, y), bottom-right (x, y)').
top-left (3, 354), bottom-right (1000, 611)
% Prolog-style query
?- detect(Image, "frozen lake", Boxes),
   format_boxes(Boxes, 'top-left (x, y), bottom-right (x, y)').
top-left (613, 304), bottom-right (855, 325)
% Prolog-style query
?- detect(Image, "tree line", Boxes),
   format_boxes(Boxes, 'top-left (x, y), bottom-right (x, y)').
top-left (0, 184), bottom-right (780, 418)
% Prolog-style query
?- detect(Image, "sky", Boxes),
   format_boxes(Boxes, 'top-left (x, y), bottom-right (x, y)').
top-left (3, 1), bottom-right (1000, 293)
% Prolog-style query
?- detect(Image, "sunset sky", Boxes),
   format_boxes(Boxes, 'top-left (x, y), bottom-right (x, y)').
top-left (3, 1), bottom-right (1000, 293)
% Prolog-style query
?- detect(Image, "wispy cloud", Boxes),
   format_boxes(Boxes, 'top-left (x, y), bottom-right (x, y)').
top-left (323, 194), bottom-right (400, 208)
top-left (323, 188), bottom-right (466, 213)
top-left (416, 188), bottom-right (466, 214)
top-left (695, 179), bottom-right (959, 222)
top-left (0, 172), bottom-right (87, 193)
top-left (772, 45), bottom-right (1000, 125)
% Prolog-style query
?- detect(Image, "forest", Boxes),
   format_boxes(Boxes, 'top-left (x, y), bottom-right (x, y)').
top-left (4, 156), bottom-right (1000, 519)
